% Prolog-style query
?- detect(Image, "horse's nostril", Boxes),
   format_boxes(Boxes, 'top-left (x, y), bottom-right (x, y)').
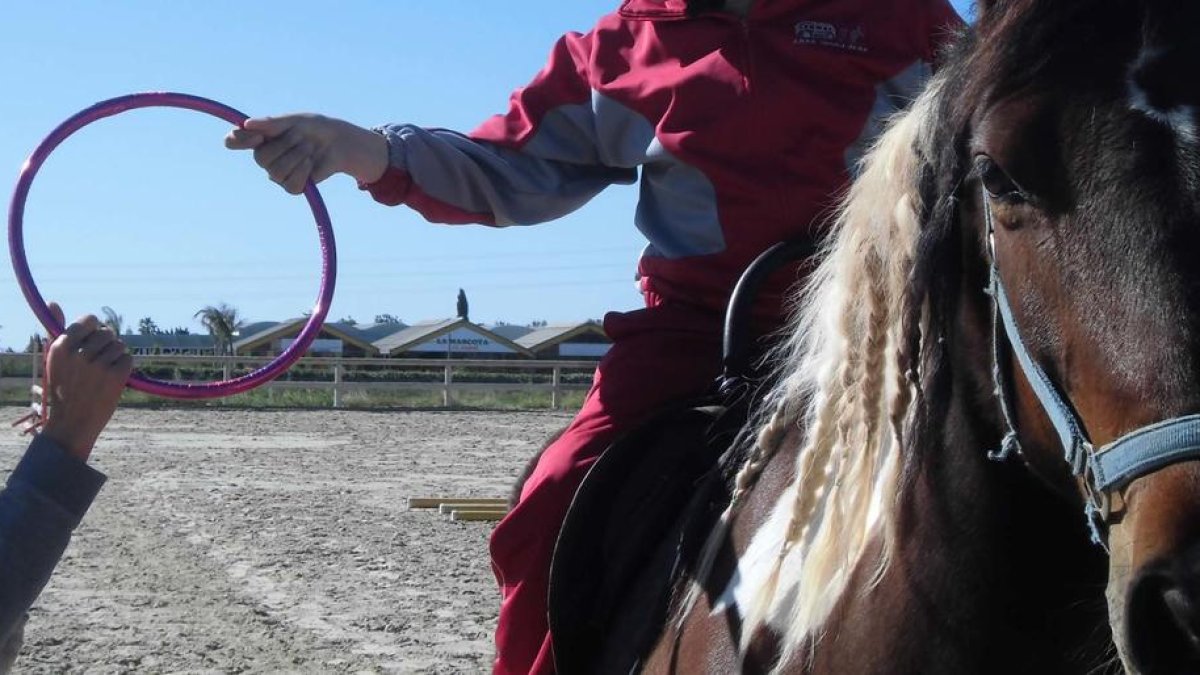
top-left (1129, 571), bottom-right (1200, 674)
top-left (1162, 587), bottom-right (1200, 652)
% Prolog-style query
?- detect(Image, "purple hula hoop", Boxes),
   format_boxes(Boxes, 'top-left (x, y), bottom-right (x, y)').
top-left (8, 92), bottom-right (337, 399)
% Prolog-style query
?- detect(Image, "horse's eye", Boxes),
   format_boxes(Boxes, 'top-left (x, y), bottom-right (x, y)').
top-left (974, 156), bottom-right (1027, 205)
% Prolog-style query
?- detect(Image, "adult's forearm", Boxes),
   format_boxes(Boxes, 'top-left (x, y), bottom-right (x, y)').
top-left (0, 435), bottom-right (105, 645)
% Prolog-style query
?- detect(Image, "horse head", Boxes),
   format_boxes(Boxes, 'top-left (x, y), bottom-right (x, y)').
top-left (638, 2), bottom-right (1200, 672)
top-left (919, 1), bottom-right (1200, 671)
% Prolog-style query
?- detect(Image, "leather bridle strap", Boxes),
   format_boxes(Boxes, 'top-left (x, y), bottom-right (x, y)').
top-left (983, 189), bottom-right (1200, 548)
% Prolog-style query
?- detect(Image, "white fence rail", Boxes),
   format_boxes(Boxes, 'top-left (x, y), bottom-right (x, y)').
top-left (0, 352), bottom-right (597, 409)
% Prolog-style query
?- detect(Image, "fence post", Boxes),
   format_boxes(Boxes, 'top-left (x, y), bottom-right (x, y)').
top-left (333, 359), bottom-right (343, 409)
top-left (31, 343), bottom-right (41, 390)
top-left (551, 366), bottom-right (561, 410)
top-left (443, 363), bottom-right (453, 408)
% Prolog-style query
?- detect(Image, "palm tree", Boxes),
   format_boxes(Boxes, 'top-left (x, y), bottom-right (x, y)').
top-left (101, 306), bottom-right (124, 335)
top-left (194, 303), bottom-right (243, 355)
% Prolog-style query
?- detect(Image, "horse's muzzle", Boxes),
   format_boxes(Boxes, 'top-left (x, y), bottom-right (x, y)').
top-left (1127, 550), bottom-right (1200, 674)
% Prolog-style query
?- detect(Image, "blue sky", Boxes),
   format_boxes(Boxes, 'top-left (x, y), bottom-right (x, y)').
top-left (1, 1), bottom-right (971, 350)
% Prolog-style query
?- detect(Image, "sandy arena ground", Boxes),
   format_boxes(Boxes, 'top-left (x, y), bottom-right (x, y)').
top-left (0, 406), bottom-right (573, 674)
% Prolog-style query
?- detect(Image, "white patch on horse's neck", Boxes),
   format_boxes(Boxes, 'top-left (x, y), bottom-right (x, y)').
top-left (714, 467), bottom-right (889, 620)
top-left (713, 483), bottom-right (796, 617)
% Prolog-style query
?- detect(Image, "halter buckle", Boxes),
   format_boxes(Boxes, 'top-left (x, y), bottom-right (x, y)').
top-left (1079, 450), bottom-right (1113, 549)
top-left (1070, 440), bottom-right (1094, 477)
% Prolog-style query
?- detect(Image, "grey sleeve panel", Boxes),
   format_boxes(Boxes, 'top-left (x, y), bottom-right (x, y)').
top-left (0, 436), bottom-right (104, 650)
top-left (844, 60), bottom-right (933, 177)
top-left (377, 123), bottom-right (637, 226)
top-left (635, 138), bottom-right (725, 260)
top-left (520, 92), bottom-right (662, 168)
top-left (530, 93), bottom-right (725, 258)
top-left (376, 91), bottom-right (724, 256)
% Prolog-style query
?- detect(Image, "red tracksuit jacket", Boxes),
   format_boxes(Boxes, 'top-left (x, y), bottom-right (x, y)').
top-left (364, 0), bottom-right (961, 322)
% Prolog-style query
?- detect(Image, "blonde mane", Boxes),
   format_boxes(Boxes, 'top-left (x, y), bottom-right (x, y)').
top-left (702, 82), bottom-right (942, 669)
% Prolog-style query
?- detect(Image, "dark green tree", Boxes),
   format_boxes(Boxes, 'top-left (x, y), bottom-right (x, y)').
top-left (457, 289), bottom-right (469, 321)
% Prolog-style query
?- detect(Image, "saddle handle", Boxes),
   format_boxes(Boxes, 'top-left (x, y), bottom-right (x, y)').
top-left (722, 238), bottom-right (815, 384)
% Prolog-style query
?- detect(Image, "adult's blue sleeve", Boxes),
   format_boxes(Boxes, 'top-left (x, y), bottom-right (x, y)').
top-left (0, 434), bottom-right (105, 649)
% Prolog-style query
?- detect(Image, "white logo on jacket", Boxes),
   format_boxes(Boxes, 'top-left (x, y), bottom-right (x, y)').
top-left (795, 20), bottom-right (867, 53)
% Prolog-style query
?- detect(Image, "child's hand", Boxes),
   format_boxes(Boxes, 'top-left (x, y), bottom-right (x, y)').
top-left (39, 303), bottom-right (134, 461)
top-left (225, 114), bottom-right (389, 194)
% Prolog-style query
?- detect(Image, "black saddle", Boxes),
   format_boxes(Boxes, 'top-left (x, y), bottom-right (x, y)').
top-left (547, 239), bottom-right (813, 673)
top-left (547, 394), bottom-right (741, 673)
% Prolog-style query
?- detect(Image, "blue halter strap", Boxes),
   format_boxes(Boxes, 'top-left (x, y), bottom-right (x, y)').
top-left (983, 191), bottom-right (1200, 548)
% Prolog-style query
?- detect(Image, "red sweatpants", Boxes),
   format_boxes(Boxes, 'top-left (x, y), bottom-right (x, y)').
top-left (488, 303), bottom-right (724, 674)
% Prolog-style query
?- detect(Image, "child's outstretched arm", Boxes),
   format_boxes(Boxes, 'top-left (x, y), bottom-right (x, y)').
top-left (225, 115), bottom-right (389, 195)
top-left (227, 22), bottom-right (639, 227)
